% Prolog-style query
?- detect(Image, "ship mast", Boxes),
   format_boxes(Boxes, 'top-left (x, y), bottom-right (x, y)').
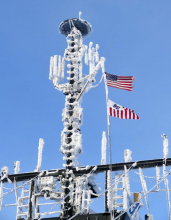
top-left (49, 14), bottom-right (105, 219)
top-left (59, 19), bottom-right (88, 219)
top-left (1, 13), bottom-right (171, 220)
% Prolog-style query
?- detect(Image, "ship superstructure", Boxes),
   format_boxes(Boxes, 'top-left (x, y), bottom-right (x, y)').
top-left (0, 14), bottom-right (171, 220)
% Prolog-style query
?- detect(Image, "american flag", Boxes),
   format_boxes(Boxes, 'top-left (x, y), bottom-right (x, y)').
top-left (105, 72), bottom-right (135, 91)
top-left (108, 99), bottom-right (139, 120)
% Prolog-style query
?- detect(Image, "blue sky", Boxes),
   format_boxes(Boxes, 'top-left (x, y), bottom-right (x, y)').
top-left (0, 1), bottom-right (171, 219)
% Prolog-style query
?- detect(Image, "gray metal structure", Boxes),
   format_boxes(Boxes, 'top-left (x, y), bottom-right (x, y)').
top-left (0, 15), bottom-right (171, 220)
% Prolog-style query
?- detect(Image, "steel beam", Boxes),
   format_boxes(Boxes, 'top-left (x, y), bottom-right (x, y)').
top-left (1, 158), bottom-right (171, 183)
top-left (35, 212), bottom-right (128, 220)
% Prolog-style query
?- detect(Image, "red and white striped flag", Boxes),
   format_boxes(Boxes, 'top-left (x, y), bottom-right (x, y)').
top-left (105, 72), bottom-right (135, 91)
top-left (108, 99), bottom-right (139, 120)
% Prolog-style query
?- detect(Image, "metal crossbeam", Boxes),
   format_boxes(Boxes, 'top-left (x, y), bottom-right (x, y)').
top-left (36, 212), bottom-right (127, 220)
top-left (18, 213), bottom-right (128, 220)
top-left (1, 158), bottom-right (171, 183)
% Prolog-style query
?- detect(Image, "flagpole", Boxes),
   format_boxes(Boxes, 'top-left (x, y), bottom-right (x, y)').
top-left (103, 72), bottom-right (114, 218)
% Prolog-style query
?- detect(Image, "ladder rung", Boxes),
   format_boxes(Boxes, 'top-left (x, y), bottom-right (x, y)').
top-left (17, 212), bottom-right (27, 217)
top-left (23, 190), bottom-right (30, 193)
top-left (113, 188), bottom-right (123, 191)
top-left (115, 175), bottom-right (123, 178)
top-left (115, 203), bottom-right (123, 207)
top-left (18, 196), bottom-right (29, 200)
top-left (18, 204), bottom-right (28, 208)
top-left (117, 181), bottom-right (123, 184)
top-left (114, 196), bottom-right (123, 199)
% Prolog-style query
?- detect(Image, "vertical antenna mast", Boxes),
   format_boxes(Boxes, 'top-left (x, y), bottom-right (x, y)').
top-left (49, 13), bottom-right (105, 219)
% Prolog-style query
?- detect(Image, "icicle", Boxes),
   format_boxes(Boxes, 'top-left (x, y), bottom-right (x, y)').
top-left (49, 56), bottom-right (54, 80)
top-left (58, 55), bottom-right (62, 78)
top-left (163, 164), bottom-right (171, 219)
top-left (36, 138), bottom-right (44, 171)
top-left (14, 161), bottom-right (20, 174)
top-left (95, 44), bottom-right (99, 63)
top-left (88, 42), bottom-right (93, 60)
top-left (79, 11), bottom-right (82, 19)
top-left (101, 131), bottom-right (107, 165)
top-left (53, 55), bottom-right (58, 77)
top-left (162, 134), bottom-right (169, 164)
top-left (156, 166), bottom-right (160, 190)
top-left (84, 45), bottom-right (88, 65)
top-left (124, 149), bottom-right (132, 162)
top-left (61, 57), bottom-right (65, 81)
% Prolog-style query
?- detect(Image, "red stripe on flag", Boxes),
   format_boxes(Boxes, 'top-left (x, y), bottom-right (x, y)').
top-left (133, 113), bottom-right (135, 119)
top-left (129, 109), bottom-right (131, 119)
top-left (107, 82), bottom-right (133, 91)
top-left (114, 109), bottom-right (116, 117)
top-left (107, 81), bottom-right (133, 87)
top-left (125, 110), bottom-right (127, 119)
top-left (121, 110), bottom-right (123, 119)
top-left (110, 107), bottom-right (112, 116)
top-left (117, 109), bottom-right (119, 118)
top-left (108, 81), bottom-right (133, 85)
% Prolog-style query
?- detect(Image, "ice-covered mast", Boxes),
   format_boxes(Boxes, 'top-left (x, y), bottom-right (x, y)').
top-left (49, 13), bottom-right (105, 219)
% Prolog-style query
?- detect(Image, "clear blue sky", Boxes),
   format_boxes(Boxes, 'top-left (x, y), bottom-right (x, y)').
top-left (0, 1), bottom-right (171, 219)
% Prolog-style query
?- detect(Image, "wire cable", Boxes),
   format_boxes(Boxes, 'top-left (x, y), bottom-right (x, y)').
top-left (0, 172), bottom-right (43, 200)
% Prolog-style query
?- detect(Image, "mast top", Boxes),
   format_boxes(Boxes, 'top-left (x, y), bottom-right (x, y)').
top-left (59, 18), bottom-right (92, 38)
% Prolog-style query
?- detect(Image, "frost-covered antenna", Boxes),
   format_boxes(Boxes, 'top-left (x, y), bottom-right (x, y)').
top-left (79, 11), bottom-right (82, 19)
top-left (14, 161), bottom-right (20, 174)
top-left (124, 149), bottom-right (132, 163)
top-left (49, 16), bottom-right (105, 219)
top-left (162, 134), bottom-right (169, 164)
top-left (35, 138), bottom-right (44, 171)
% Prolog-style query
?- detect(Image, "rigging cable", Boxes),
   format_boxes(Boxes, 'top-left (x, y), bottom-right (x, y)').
top-left (0, 171), bottom-right (44, 200)
top-left (91, 73), bottom-right (104, 88)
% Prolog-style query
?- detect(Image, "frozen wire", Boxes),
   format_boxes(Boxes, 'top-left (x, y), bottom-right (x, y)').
top-left (91, 73), bottom-right (104, 88)
top-left (135, 171), bottom-right (156, 178)
top-left (130, 177), bottom-right (156, 183)
top-left (0, 172), bottom-right (43, 200)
